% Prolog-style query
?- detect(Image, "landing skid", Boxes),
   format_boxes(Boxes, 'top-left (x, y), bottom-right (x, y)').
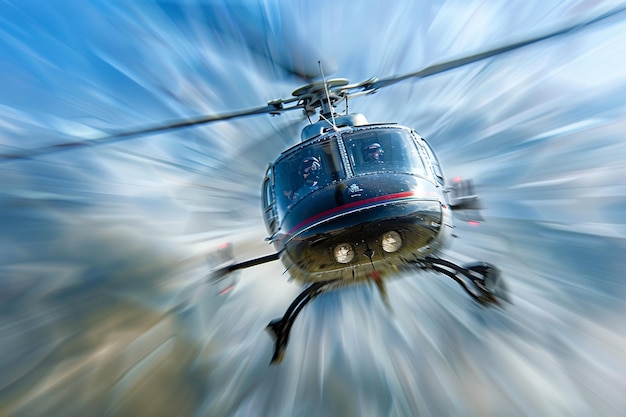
top-left (266, 279), bottom-right (338, 364)
top-left (210, 248), bottom-right (509, 365)
top-left (411, 256), bottom-right (510, 306)
top-left (266, 256), bottom-right (509, 364)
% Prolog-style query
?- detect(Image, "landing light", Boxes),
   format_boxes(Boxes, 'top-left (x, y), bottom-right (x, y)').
top-left (333, 243), bottom-right (355, 264)
top-left (381, 231), bottom-right (402, 253)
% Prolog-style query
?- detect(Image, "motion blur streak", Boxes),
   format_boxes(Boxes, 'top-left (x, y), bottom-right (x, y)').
top-left (1, 1), bottom-right (626, 416)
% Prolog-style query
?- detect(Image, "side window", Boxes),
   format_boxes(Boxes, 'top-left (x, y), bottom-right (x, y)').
top-left (420, 138), bottom-right (444, 185)
top-left (262, 176), bottom-right (277, 233)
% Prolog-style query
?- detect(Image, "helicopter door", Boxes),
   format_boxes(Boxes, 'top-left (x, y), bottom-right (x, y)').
top-left (262, 175), bottom-right (278, 234)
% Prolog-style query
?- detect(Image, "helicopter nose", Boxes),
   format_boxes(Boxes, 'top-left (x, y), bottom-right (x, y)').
top-left (347, 198), bottom-right (444, 263)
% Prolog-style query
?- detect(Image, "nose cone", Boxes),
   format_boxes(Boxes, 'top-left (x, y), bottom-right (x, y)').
top-left (283, 197), bottom-right (444, 283)
top-left (277, 172), bottom-right (449, 283)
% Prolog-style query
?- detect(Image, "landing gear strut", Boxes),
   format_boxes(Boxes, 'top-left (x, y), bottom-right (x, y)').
top-left (412, 256), bottom-right (510, 306)
top-left (266, 256), bottom-right (509, 365)
top-left (266, 279), bottom-right (338, 364)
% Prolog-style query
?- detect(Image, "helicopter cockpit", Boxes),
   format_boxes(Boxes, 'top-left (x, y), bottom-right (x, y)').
top-left (269, 126), bottom-right (434, 223)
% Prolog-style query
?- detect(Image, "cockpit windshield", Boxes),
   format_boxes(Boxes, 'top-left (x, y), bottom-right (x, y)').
top-left (274, 137), bottom-right (344, 214)
top-left (343, 128), bottom-right (427, 176)
top-left (272, 127), bottom-right (429, 216)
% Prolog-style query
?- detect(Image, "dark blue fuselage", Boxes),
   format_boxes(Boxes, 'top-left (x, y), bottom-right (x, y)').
top-left (262, 124), bottom-right (453, 284)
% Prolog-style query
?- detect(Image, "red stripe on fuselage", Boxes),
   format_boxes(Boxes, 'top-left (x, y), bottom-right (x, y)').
top-left (288, 191), bottom-right (419, 235)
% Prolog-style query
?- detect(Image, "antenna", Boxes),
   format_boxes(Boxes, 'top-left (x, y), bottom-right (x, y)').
top-left (318, 61), bottom-right (337, 129)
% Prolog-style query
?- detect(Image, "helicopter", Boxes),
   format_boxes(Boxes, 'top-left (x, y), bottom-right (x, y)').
top-left (206, 75), bottom-right (509, 364)
top-left (2, 6), bottom-right (623, 364)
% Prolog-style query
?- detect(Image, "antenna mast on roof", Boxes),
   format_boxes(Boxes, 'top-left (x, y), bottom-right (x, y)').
top-left (318, 61), bottom-right (337, 130)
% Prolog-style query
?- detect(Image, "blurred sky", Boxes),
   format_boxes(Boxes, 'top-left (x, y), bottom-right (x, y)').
top-left (1, 1), bottom-right (626, 416)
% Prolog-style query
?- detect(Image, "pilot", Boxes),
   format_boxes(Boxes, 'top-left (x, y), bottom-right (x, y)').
top-left (282, 186), bottom-right (294, 201)
top-left (293, 156), bottom-right (321, 201)
top-left (363, 142), bottom-right (384, 164)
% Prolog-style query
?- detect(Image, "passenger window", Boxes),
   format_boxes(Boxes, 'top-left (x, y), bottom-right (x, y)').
top-left (262, 177), bottom-right (277, 232)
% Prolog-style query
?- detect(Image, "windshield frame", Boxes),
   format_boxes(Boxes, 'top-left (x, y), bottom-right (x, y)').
top-left (270, 125), bottom-right (433, 218)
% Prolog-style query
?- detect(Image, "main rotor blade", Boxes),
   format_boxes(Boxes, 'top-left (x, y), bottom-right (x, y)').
top-left (0, 103), bottom-right (300, 162)
top-left (365, 5), bottom-right (626, 91)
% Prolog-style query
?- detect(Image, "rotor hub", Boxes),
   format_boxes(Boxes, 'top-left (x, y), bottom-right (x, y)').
top-left (292, 78), bottom-right (350, 116)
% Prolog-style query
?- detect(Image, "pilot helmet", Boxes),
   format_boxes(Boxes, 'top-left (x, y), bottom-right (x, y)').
top-left (299, 156), bottom-right (320, 173)
top-left (364, 142), bottom-right (384, 158)
top-left (299, 156), bottom-right (321, 182)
